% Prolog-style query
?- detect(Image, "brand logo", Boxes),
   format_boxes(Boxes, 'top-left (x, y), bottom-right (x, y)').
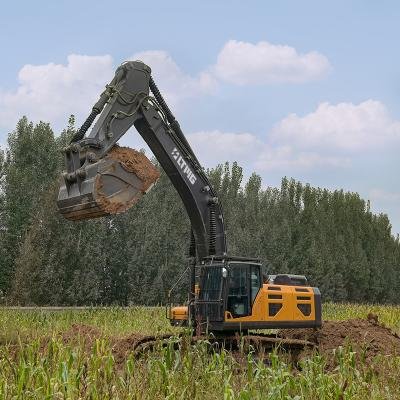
top-left (171, 148), bottom-right (197, 185)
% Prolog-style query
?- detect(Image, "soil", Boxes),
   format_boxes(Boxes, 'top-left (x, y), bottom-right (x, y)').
top-left (111, 333), bottom-right (177, 365)
top-left (62, 323), bottom-right (101, 342)
top-left (278, 313), bottom-right (400, 367)
top-left (59, 324), bottom-right (103, 352)
top-left (94, 146), bottom-right (160, 215)
top-left (111, 333), bottom-right (148, 364)
top-left (107, 146), bottom-right (160, 190)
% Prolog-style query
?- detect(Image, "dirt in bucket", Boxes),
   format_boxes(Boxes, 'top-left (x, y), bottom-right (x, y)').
top-left (107, 146), bottom-right (160, 189)
top-left (94, 146), bottom-right (160, 215)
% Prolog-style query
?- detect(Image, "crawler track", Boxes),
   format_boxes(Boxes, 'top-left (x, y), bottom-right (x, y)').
top-left (129, 333), bottom-right (315, 358)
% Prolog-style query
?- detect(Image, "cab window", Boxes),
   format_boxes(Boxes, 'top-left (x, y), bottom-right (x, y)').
top-left (227, 264), bottom-right (249, 317)
top-left (250, 266), bottom-right (261, 304)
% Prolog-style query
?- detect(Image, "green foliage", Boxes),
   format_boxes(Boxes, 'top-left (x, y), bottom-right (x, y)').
top-left (0, 117), bottom-right (399, 305)
top-left (0, 147), bottom-right (5, 225)
top-left (0, 117), bottom-right (60, 294)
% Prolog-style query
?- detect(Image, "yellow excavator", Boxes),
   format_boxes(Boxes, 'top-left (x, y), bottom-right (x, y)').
top-left (57, 61), bottom-right (321, 334)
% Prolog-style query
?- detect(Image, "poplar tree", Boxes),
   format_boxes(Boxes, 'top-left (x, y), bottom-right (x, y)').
top-left (3, 118), bottom-right (400, 305)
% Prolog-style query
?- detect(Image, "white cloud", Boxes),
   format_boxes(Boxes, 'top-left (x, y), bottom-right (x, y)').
top-left (188, 130), bottom-right (262, 167)
top-left (257, 99), bottom-right (400, 171)
top-left (255, 146), bottom-right (349, 171)
top-left (187, 129), bottom-right (348, 173)
top-left (0, 54), bottom-right (114, 132)
top-left (271, 100), bottom-right (400, 151)
top-left (0, 51), bottom-right (217, 132)
top-left (188, 99), bottom-right (400, 172)
top-left (131, 50), bottom-right (217, 109)
top-left (213, 40), bottom-right (331, 85)
top-left (0, 39), bottom-right (331, 132)
top-left (369, 189), bottom-right (400, 203)
top-left (0, 47), bottom-right (394, 174)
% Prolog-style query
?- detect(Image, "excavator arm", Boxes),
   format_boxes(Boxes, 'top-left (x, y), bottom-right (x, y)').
top-left (57, 61), bottom-right (227, 261)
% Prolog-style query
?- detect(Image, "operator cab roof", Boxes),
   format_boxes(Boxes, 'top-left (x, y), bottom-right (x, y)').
top-left (201, 255), bottom-right (262, 264)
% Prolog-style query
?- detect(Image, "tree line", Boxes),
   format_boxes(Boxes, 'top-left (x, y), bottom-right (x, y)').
top-left (0, 117), bottom-right (399, 305)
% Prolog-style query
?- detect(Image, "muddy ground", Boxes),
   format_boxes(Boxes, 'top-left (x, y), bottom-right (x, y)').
top-left (59, 314), bottom-right (400, 369)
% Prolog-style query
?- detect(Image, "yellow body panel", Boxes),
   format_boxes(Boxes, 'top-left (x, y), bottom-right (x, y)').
top-left (170, 306), bottom-right (188, 321)
top-left (170, 284), bottom-right (319, 328)
top-left (224, 284), bottom-right (316, 324)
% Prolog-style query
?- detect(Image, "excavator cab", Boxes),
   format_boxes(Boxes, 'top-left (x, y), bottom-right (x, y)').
top-left (195, 259), bottom-right (262, 324)
top-left (170, 256), bottom-right (322, 331)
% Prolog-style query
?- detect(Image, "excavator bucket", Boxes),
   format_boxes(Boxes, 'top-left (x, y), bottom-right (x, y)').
top-left (57, 147), bottom-right (160, 221)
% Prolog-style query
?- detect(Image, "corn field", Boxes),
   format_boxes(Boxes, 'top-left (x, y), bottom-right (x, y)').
top-left (0, 304), bottom-right (399, 399)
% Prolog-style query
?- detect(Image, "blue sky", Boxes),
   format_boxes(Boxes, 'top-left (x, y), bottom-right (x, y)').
top-left (0, 0), bottom-right (399, 235)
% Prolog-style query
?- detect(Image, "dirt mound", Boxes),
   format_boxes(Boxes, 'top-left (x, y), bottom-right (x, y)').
top-left (111, 333), bottom-right (179, 365)
top-left (61, 323), bottom-right (102, 351)
top-left (111, 333), bottom-right (149, 364)
top-left (279, 315), bottom-right (400, 365)
top-left (62, 323), bottom-right (101, 340)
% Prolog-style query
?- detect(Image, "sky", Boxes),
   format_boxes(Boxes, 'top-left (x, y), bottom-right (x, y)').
top-left (0, 0), bottom-right (399, 235)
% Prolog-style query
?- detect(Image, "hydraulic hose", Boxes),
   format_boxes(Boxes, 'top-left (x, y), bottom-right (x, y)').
top-left (149, 76), bottom-right (200, 165)
top-left (189, 229), bottom-right (196, 258)
top-left (70, 75), bottom-right (118, 143)
top-left (70, 109), bottom-right (99, 143)
top-left (149, 76), bottom-right (175, 124)
top-left (209, 203), bottom-right (217, 255)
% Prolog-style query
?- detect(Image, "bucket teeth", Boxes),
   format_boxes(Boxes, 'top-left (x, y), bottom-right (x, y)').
top-left (57, 147), bottom-right (160, 221)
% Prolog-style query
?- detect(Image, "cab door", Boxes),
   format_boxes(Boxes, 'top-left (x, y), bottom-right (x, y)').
top-left (226, 263), bottom-right (261, 318)
top-left (197, 265), bottom-right (225, 322)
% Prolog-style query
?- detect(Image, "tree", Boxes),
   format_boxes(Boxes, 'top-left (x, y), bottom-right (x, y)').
top-left (0, 118), bottom-right (59, 293)
top-left (2, 115), bottom-right (399, 305)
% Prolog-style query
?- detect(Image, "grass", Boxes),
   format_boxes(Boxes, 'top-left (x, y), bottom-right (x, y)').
top-left (0, 303), bottom-right (399, 399)
top-left (0, 307), bottom-right (173, 342)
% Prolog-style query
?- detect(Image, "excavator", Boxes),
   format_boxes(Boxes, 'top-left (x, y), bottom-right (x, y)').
top-left (57, 61), bottom-right (321, 343)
